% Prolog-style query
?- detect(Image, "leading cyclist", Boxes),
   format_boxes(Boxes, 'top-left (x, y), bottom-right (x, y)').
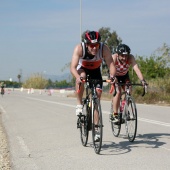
top-left (110, 44), bottom-right (147, 122)
top-left (70, 31), bottom-right (116, 141)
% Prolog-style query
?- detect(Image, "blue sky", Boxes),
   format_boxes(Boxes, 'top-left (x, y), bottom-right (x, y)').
top-left (0, 0), bottom-right (170, 81)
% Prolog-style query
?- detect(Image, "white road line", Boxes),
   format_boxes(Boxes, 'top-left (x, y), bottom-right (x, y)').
top-left (25, 97), bottom-right (75, 108)
top-left (25, 97), bottom-right (170, 128)
top-left (17, 136), bottom-right (31, 156)
top-left (160, 146), bottom-right (170, 151)
top-left (137, 103), bottom-right (170, 109)
top-left (138, 117), bottom-right (170, 127)
top-left (17, 136), bottom-right (39, 169)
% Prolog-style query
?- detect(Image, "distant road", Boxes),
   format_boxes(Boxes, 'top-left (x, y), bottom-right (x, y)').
top-left (0, 90), bottom-right (170, 170)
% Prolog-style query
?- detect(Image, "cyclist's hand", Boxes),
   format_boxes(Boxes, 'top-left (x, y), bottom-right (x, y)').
top-left (141, 80), bottom-right (148, 93)
top-left (76, 77), bottom-right (84, 93)
top-left (109, 77), bottom-right (117, 95)
top-left (76, 76), bottom-right (83, 84)
top-left (141, 80), bottom-right (148, 86)
top-left (110, 76), bottom-right (117, 84)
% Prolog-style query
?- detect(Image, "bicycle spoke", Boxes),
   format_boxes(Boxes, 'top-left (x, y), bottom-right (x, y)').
top-left (80, 116), bottom-right (89, 146)
top-left (92, 100), bottom-right (103, 154)
top-left (125, 98), bottom-right (137, 142)
top-left (110, 103), bottom-right (121, 137)
top-left (78, 101), bottom-right (90, 146)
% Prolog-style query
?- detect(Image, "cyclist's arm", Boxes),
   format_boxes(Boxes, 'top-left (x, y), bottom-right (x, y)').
top-left (70, 44), bottom-right (82, 83)
top-left (130, 55), bottom-right (144, 81)
top-left (103, 45), bottom-right (116, 78)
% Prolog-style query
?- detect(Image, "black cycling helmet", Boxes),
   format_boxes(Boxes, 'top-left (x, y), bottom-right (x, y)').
top-left (84, 31), bottom-right (101, 44)
top-left (115, 44), bottom-right (131, 55)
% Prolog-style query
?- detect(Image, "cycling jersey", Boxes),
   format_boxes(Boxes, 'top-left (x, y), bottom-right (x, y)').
top-left (115, 56), bottom-right (130, 76)
top-left (77, 42), bottom-right (104, 90)
top-left (77, 42), bottom-right (104, 70)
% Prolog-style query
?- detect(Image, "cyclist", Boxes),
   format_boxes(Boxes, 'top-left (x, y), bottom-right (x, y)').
top-left (70, 31), bottom-right (116, 141)
top-left (0, 82), bottom-right (5, 95)
top-left (110, 44), bottom-right (147, 122)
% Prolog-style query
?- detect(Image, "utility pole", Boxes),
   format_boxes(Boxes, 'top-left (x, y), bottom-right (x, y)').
top-left (80, 0), bottom-right (82, 42)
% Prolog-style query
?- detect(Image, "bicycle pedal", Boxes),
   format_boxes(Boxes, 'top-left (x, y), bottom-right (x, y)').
top-left (121, 119), bottom-right (125, 124)
top-left (114, 122), bottom-right (121, 125)
top-left (77, 124), bottom-right (81, 128)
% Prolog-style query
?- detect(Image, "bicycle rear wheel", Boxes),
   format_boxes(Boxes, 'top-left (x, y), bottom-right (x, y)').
top-left (124, 97), bottom-right (137, 142)
top-left (110, 102), bottom-right (121, 137)
top-left (92, 99), bottom-right (103, 154)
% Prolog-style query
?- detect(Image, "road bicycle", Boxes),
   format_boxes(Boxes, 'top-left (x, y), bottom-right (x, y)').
top-left (77, 75), bottom-right (111, 154)
top-left (110, 82), bottom-right (147, 142)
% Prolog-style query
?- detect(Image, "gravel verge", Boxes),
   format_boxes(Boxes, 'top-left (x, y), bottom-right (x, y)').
top-left (0, 112), bottom-right (11, 170)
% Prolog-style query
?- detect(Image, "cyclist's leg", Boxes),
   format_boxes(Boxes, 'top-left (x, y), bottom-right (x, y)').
top-left (76, 68), bottom-right (86, 115)
top-left (76, 68), bottom-right (86, 104)
top-left (89, 67), bottom-right (102, 140)
top-left (91, 68), bottom-right (102, 126)
top-left (112, 86), bottom-right (121, 114)
top-left (112, 74), bottom-right (130, 119)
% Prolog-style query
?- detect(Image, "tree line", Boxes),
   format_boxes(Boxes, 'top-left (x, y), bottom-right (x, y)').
top-left (3, 27), bottom-right (170, 94)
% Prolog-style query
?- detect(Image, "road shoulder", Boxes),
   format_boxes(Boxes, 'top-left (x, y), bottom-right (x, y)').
top-left (0, 112), bottom-right (11, 169)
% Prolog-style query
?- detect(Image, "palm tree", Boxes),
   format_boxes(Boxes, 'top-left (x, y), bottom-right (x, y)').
top-left (17, 74), bottom-right (21, 83)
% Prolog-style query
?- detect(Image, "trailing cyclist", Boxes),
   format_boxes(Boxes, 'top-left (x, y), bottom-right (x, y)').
top-left (70, 31), bottom-right (116, 141)
top-left (0, 82), bottom-right (5, 95)
top-left (110, 44), bottom-right (148, 122)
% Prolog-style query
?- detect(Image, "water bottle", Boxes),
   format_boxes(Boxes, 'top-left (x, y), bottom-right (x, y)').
top-left (120, 100), bottom-right (126, 112)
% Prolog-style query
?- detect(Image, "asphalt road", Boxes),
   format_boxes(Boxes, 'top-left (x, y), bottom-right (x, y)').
top-left (0, 90), bottom-right (170, 170)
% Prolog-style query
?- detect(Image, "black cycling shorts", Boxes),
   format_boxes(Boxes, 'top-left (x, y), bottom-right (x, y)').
top-left (79, 66), bottom-right (103, 89)
top-left (116, 72), bottom-right (130, 84)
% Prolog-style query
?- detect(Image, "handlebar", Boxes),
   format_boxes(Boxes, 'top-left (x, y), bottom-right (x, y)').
top-left (77, 78), bottom-right (114, 94)
top-left (114, 82), bottom-right (148, 97)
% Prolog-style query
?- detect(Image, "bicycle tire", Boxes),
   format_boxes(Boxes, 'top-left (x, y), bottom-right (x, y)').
top-left (79, 101), bottom-right (89, 146)
top-left (124, 97), bottom-right (137, 142)
top-left (92, 98), bottom-right (103, 154)
top-left (110, 102), bottom-right (121, 137)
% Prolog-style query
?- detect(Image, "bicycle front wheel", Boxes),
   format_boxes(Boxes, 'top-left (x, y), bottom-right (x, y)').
top-left (92, 99), bottom-right (103, 154)
top-left (124, 97), bottom-right (137, 142)
top-left (110, 102), bottom-right (121, 137)
top-left (79, 101), bottom-right (90, 146)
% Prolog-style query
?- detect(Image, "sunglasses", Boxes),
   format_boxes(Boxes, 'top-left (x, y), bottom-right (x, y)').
top-left (88, 43), bottom-right (100, 48)
top-left (120, 54), bottom-right (128, 57)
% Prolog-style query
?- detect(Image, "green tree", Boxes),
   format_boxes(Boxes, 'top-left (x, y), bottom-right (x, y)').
top-left (55, 80), bottom-right (70, 88)
top-left (98, 27), bottom-right (122, 53)
top-left (47, 79), bottom-right (54, 88)
top-left (129, 48), bottom-right (170, 81)
top-left (154, 43), bottom-right (170, 67)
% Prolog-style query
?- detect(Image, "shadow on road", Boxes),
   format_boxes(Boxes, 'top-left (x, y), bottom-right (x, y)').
top-left (100, 133), bottom-right (170, 155)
